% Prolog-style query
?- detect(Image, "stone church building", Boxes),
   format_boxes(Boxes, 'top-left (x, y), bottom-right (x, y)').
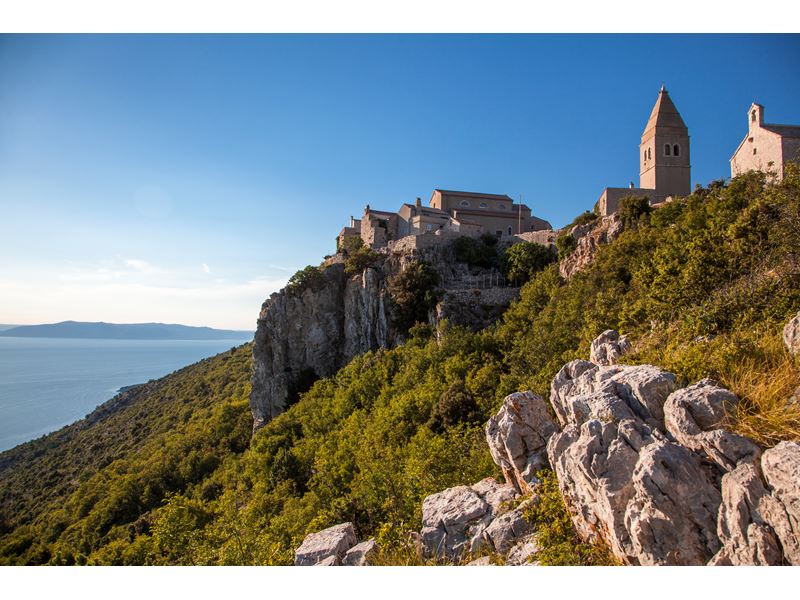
top-left (730, 103), bottom-right (800, 182)
top-left (596, 86), bottom-right (692, 216)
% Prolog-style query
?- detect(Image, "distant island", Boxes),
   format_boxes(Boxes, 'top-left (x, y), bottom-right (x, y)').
top-left (0, 321), bottom-right (253, 340)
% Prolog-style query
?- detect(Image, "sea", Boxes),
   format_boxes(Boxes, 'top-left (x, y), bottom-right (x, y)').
top-left (0, 336), bottom-right (252, 452)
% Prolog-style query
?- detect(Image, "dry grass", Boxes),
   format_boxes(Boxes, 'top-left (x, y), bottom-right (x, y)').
top-left (627, 326), bottom-right (800, 448)
top-left (719, 335), bottom-right (800, 447)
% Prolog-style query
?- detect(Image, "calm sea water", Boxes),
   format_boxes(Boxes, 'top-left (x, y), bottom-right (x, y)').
top-left (0, 336), bottom-right (252, 452)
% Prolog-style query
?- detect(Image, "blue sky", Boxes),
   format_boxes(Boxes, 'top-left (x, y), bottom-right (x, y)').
top-left (1, 34), bottom-right (799, 329)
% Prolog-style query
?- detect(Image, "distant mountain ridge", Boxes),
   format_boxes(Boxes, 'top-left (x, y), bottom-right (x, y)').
top-left (0, 321), bottom-right (253, 340)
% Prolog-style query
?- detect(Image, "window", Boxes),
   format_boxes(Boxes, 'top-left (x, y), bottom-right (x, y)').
top-left (753, 148), bottom-right (757, 155)
top-left (673, 144), bottom-right (680, 157)
top-left (479, 202), bottom-right (488, 208)
top-left (643, 151), bottom-right (647, 162)
top-left (497, 203), bottom-right (506, 210)
top-left (751, 111), bottom-right (756, 122)
top-left (664, 144), bottom-right (671, 156)
top-left (507, 226), bottom-right (512, 235)
top-left (647, 148), bottom-right (652, 160)
top-left (426, 224), bottom-right (433, 231)
top-left (460, 200), bottom-right (470, 207)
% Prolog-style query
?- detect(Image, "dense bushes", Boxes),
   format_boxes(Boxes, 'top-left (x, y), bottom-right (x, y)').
top-left (555, 233), bottom-right (577, 259)
top-left (618, 194), bottom-right (651, 230)
top-left (452, 235), bottom-right (498, 268)
top-left (344, 245), bottom-right (381, 276)
top-left (286, 265), bottom-right (327, 296)
top-left (388, 260), bottom-right (442, 333)
top-left (501, 241), bottom-right (557, 285)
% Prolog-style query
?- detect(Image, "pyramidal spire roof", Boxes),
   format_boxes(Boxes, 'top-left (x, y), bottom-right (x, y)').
top-left (643, 86), bottom-right (687, 134)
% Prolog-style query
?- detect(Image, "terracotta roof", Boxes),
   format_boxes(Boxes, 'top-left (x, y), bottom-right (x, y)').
top-left (763, 124), bottom-right (800, 138)
top-left (432, 189), bottom-right (513, 201)
top-left (643, 87), bottom-right (687, 133)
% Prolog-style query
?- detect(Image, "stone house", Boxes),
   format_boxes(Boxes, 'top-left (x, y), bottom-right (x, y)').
top-left (730, 103), bottom-right (800, 182)
top-left (340, 189), bottom-right (552, 250)
top-left (596, 86), bottom-right (691, 216)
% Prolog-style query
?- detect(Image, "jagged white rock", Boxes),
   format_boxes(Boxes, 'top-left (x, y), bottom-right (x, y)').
top-left (589, 330), bottom-right (632, 366)
top-left (343, 538), bottom-right (378, 566)
top-left (419, 477), bottom-right (517, 560)
top-left (664, 379), bottom-right (761, 471)
top-left (783, 311), bottom-right (800, 355)
top-left (485, 391), bottom-right (559, 493)
top-left (294, 522), bottom-right (358, 566)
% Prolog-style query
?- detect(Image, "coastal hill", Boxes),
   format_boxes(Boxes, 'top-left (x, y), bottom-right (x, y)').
top-left (0, 321), bottom-right (252, 341)
top-left (1, 168), bottom-right (798, 565)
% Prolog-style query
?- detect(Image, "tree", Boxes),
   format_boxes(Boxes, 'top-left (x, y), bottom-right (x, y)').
top-left (344, 246), bottom-right (381, 276)
top-left (555, 233), bottom-right (577, 259)
top-left (286, 265), bottom-right (326, 296)
top-left (501, 242), bottom-right (557, 285)
top-left (452, 236), bottom-right (497, 268)
top-left (388, 260), bottom-right (442, 333)
top-left (427, 381), bottom-right (481, 433)
top-left (618, 195), bottom-right (651, 230)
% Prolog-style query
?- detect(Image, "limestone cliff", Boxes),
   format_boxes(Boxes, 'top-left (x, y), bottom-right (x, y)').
top-left (250, 241), bottom-right (520, 430)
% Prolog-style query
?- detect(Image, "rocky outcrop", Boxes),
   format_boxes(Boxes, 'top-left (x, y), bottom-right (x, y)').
top-left (784, 311), bottom-right (800, 355)
top-left (434, 287), bottom-right (520, 332)
top-left (294, 522), bottom-right (358, 566)
top-left (559, 215), bottom-right (623, 280)
top-left (343, 538), bottom-right (378, 566)
top-left (539, 331), bottom-right (800, 565)
top-left (418, 477), bottom-right (520, 560)
top-left (589, 329), bottom-right (631, 366)
top-left (663, 379), bottom-right (761, 471)
top-left (485, 391), bottom-right (559, 494)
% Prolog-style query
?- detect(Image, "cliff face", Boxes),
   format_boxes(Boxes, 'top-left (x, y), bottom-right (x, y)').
top-left (250, 242), bottom-right (523, 430)
top-left (250, 262), bottom-right (396, 429)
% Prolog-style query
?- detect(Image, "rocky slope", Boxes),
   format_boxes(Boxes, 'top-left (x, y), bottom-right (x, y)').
top-left (295, 326), bottom-right (800, 566)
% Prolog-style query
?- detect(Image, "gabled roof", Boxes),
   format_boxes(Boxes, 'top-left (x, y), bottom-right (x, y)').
top-left (432, 189), bottom-right (513, 201)
top-left (642, 86), bottom-right (687, 134)
top-left (763, 124), bottom-right (800, 138)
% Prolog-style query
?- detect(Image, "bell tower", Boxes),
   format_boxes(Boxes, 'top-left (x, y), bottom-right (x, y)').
top-left (639, 86), bottom-right (691, 200)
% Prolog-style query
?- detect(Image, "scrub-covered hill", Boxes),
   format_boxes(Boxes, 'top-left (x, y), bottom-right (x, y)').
top-left (1, 166), bottom-right (798, 565)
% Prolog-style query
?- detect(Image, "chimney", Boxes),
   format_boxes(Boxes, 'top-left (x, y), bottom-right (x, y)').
top-left (415, 197), bottom-right (422, 208)
top-left (629, 182), bottom-right (634, 189)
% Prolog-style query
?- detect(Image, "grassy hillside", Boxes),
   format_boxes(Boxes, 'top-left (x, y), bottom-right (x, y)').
top-left (1, 166), bottom-right (798, 565)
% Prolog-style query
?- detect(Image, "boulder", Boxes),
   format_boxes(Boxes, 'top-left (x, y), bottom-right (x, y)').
top-left (343, 538), bottom-right (378, 566)
top-left (294, 522), bottom-right (358, 566)
top-left (550, 361), bottom-right (677, 432)
top-left (664, 379), bottom-right (761, 471)
top-left (589, 330), bottom-right (632, 366)
top-left (419, 478), bottom-right (517, 560)
top-left (783, 311), bottom-right (800, 355)
top-left (505, 534), bottom-right (540, 566)
top-left (624, 439), bottom-right (722, 565)
top-left (466, 556), bottom-right (493, 566)
top-left (485, 391), bottom-right (559, 493)
top-left (710, 463), bottom-right (783, 565)
top-left (760, 441), bottom-right (800, 564)
top-left (481, 499), bottom-right (535, 554)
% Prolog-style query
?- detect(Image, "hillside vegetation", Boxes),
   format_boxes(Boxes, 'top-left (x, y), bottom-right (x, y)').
top-left (1, 166), bottom-right (798, 565)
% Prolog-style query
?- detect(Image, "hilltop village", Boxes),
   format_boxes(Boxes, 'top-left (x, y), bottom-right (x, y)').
top-left (337, 87), bottom-right (800, 253)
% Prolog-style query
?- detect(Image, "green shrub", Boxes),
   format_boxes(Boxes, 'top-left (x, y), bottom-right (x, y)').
top-left (618, 195), bottom-right (651, 230)
top-left (286, 265), bottom-right (327, 296)
top-left (555, 233), bottom-right (577, 259)
top-left (501, 241), bottom-right (557, 285)
top-left (567, 210), bottom-right (598, 229)
top-left (388, 260), bottom-right (442, 333)
top-left (340, 235), bottom-right (364, 255)
top-left (427, 381), bottom-right (481, 433)
top-left (344, 245), bottom-right (381, 276)
top-left (523, 470), bottom-right (617, 565)
top-left (452, 236), bottom-right (497, 268)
